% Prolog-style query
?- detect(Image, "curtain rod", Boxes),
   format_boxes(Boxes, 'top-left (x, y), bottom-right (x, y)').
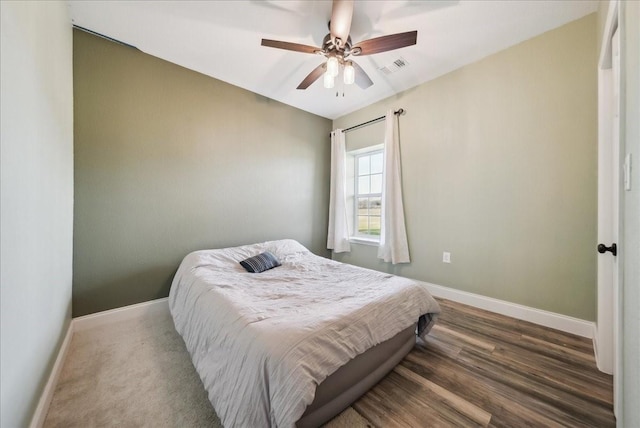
top-left (331, 108), bottom-right (405, 136)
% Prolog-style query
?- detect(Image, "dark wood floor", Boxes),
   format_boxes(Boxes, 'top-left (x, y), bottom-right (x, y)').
top-left (348, 298), bottom-right (615, 427)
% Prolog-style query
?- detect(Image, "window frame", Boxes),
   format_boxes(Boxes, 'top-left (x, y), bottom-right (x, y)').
top-left (352, 148), bottom-right (384, 242)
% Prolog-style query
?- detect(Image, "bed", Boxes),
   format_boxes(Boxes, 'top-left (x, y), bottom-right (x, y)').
top-left (169, 239), bottom-right (441, 427)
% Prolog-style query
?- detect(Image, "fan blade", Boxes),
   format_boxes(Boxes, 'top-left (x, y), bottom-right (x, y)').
top-left (352, 31), bottom-right (417, 56)
top-left (351, 61), bottom-right (373, 89)
top-left (330, 0), bottom-right (354, 46)
top-left (261, 39), bottom-right (321, 54)
top-left (297, 63), bottom-right (327, 89)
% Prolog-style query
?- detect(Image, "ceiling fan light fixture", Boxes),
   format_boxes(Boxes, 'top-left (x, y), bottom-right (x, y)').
top-left (327, 56), bottom-right (339, 77)
top-left (344, 62), bottom-right (355, 85)
top-left (323, 70), bottom-right (335, 89)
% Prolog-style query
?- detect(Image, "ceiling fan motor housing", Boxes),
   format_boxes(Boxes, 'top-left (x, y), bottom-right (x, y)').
top-left (321, 34), bottom-right (354, 61)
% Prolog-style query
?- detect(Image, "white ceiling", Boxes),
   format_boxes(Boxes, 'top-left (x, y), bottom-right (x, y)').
top-left (68, 0), bottom-right (598, 120)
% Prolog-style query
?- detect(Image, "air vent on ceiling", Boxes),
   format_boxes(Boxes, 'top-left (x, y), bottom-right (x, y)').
top-left (378, 57), bottom-right (409, 75)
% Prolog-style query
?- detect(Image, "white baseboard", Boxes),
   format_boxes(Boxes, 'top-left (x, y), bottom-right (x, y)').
top-left (29, 321), bottom-right (74, 428)
top-left (424, 282), bottom-right (595, 338)
top-left (73, 298), bottom-right (169, 332)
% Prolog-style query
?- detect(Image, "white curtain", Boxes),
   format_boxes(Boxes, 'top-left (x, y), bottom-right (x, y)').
top-left (378, 110), bottom-right (410, 264)
top-left (327, 129), bottom-right (351, 253)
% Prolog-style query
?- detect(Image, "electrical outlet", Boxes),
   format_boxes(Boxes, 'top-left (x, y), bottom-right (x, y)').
top-left (443, 252), bottom-right (451, 263)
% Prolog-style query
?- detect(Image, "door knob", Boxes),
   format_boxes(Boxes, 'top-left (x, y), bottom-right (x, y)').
top-left (597, 243), bottom-right (617, 256)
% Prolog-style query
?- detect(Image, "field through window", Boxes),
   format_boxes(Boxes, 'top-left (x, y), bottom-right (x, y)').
top-left (356, 150), bottom-right (383, 237)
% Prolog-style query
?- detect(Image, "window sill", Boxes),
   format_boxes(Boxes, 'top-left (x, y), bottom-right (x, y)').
top-left (350, 237), bottom-right (379, 246)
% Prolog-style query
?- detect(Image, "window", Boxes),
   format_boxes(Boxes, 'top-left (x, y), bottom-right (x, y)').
top-left (354, 150), bottom-right (383, 239)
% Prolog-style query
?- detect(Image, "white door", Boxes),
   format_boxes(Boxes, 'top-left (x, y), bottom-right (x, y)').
top-left (595, 8), bottom-right (621, 417)
top-left (610, 27), bottom-right (621, 418)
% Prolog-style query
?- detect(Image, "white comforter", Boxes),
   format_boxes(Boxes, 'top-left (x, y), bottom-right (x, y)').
top-left (169, 239), bottom-right (440, 428)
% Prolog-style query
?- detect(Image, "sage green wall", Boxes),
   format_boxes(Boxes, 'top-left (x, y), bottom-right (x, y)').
top-left (333, 14), bottom-right (598, 321)
top-left (1, 2), bottom-right (73, 426)
top-left (73, 30), bottom-right (331, 317)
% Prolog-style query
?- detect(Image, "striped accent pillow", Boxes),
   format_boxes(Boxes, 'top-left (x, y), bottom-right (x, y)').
top-left (239, 251), bottom-right (281, 273)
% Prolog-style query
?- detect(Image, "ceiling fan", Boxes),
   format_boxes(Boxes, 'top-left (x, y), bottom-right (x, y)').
top-left (261, 0), bottom-right (417, 90)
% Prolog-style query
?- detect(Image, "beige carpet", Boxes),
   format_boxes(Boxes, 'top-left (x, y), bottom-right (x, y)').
top-left (43, 308), bottom-right (372, 427)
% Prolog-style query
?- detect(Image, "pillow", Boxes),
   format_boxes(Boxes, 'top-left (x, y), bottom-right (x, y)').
top-left (239, 251), bottom-right (281, 273)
